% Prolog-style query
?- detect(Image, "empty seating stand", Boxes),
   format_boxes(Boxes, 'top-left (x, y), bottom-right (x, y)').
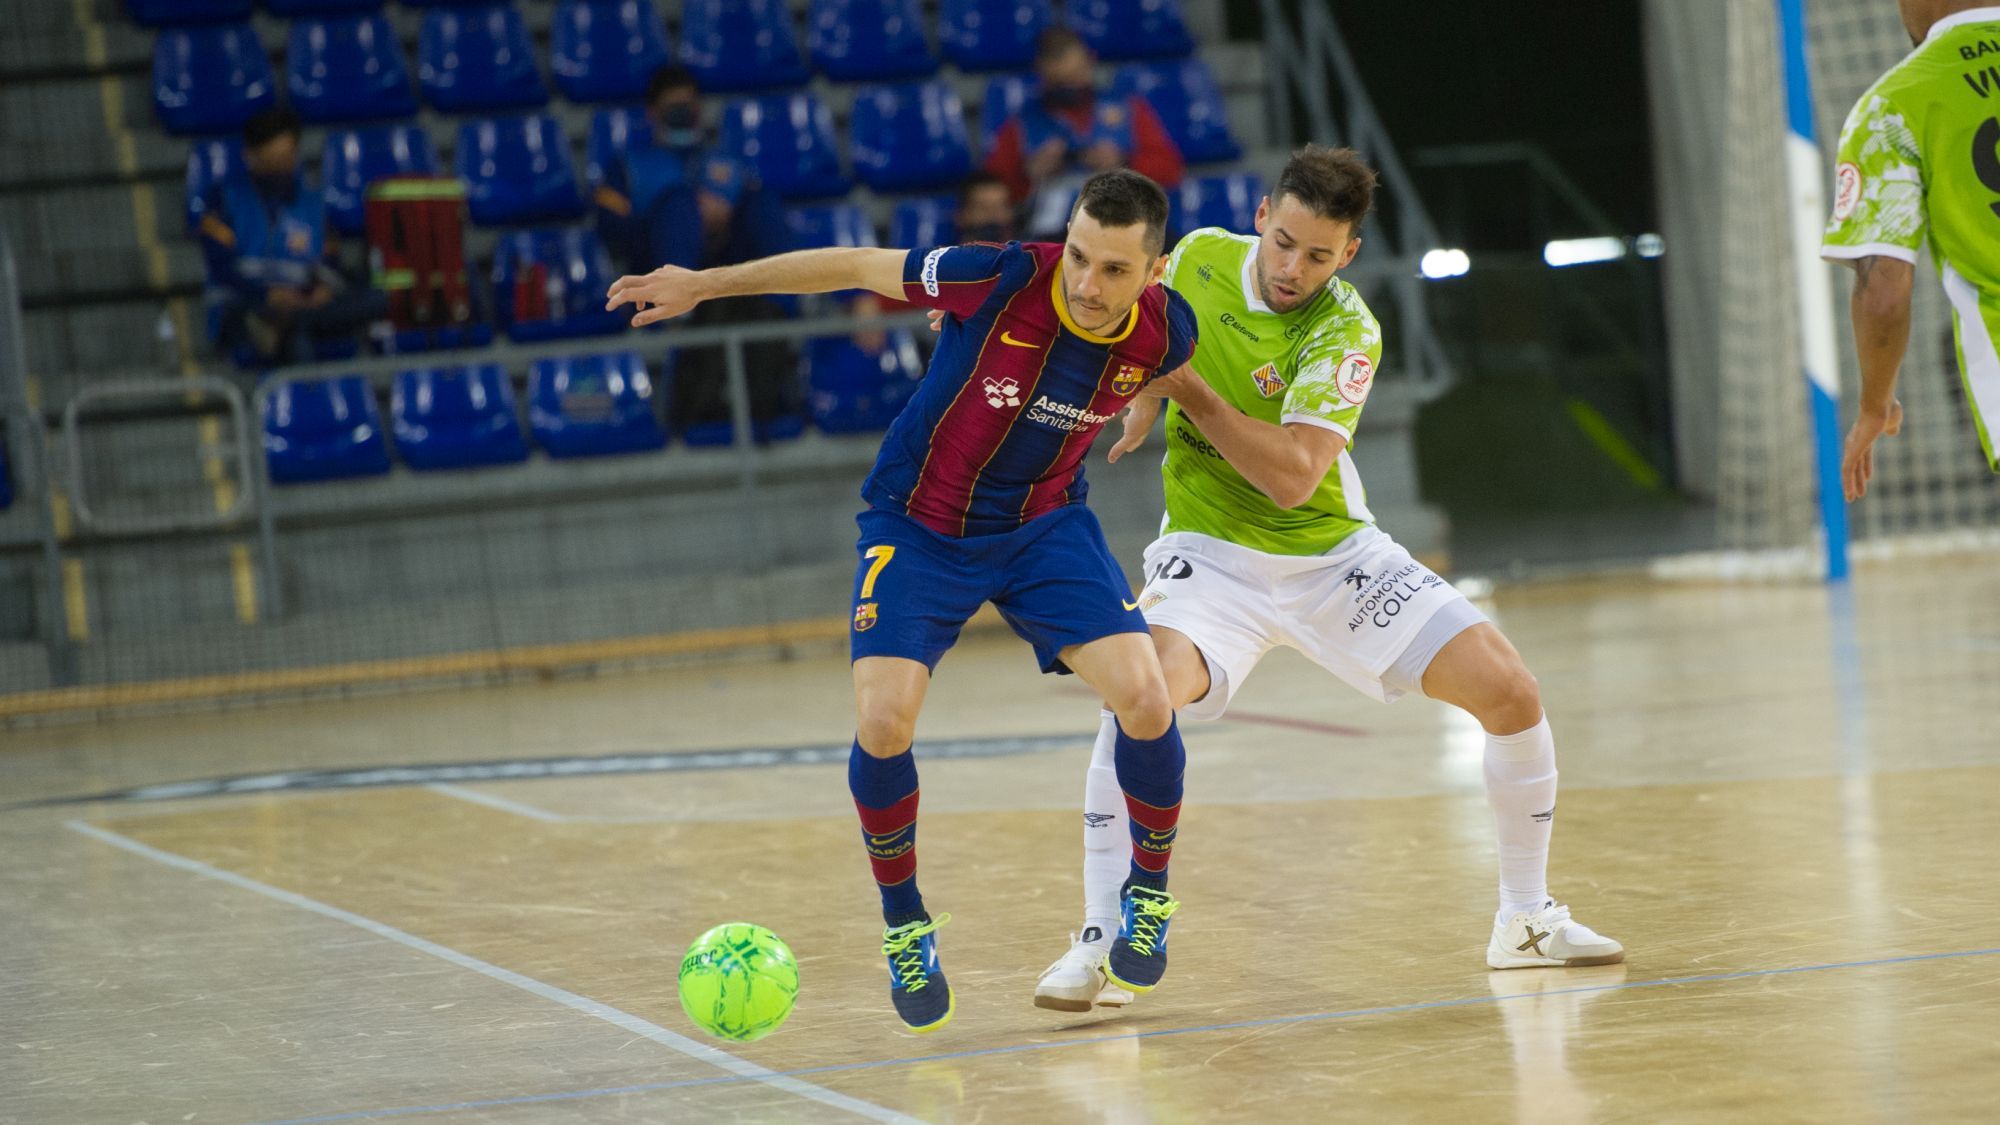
top-left (127, 0), bottom-right (253, 27)
top-left (551, 0), bottom-right (673, 104)
top-left (286, 12), bottom-right (417, 124)
top-left (184, 137), bottom-right (244, 232)
top-left (717, 94), bottom-right (849, 200)
top-left (1175, 172), bottom-right (1265, 236)
top-left (391, 364), bottom-right (530, 470)
top-left (938, 0), bottom-right (1052, 73)
top-left (419, 3), bottom-right (549, 112)
top-left (849, 81), bottom-right (972, 193)
top-left (323, 123), bottom-right (439, 235)
top-left (152, 22), bottom-right (277, 135)
top-left (492, 227), bottom-right (628, 341)
top-left (527, 352), bottom-right (668, 458)
top-left (266, 0), bottom-right (387, 14)
top-left (1113, 58), bottom-right (1241, 164)
top-left (806, 331), bottom-right (924, 434)
top-left (585, 106), bottom-right (652, 186)
top-left (808, 0), bottom-right (937, 82)
top-left (1068, 0), bottom-right (1194, 61)
top-left (890, 195), bottom-right (956, 249)
top-left (456, 114), bottom-right (587, 226)
top-left (678, 0), bottom-right (810, 92)
top-left (262, 375), bottom-right (394, 483)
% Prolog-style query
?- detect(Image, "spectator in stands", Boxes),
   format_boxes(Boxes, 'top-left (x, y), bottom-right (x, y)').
top-left (596, 65), bottom-right (787, 277)
top-left (956, 171), bottom-right (1020, 244)
top-left (197, 108), bottom-right (385, 365)
top-left (984, 28), bottom-right (1183, 206)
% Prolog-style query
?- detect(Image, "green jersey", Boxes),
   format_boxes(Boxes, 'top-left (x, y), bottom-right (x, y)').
top-left (1822, 7), bottom-right (2000, 468)
top-left (1156, 227), bottom-right (1385, 555)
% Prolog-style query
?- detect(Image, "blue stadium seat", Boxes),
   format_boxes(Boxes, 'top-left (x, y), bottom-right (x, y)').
top-left (806, 331), bottom-right (924, 434)
top-left (184, 137), bottom-right (244, 233)
top-left (551, 0), bottom-right (672, 104)
top-left (849, 81), bottom-right (972, 193)
top-left (267, 0), bottom-right (387, 18)
top-left (980, 72), bottom-right (1036, 150)
top-left (1174, 171), bottom-right (1264, 236)
top-left (527, 352), bottom-right (667, 458)
top-left (786, 203), bottom-right (877, 251)
top-left (492, 227), bottom-right (628, 341)
top-left (808, 0), bottom-right (936, 82)
top-left (419, 3), bottom-right (548, 112)
top-left (322, 123), bottom-right (438, 234)
top-left (717, 94), bottom-right (848, 200)
top-left (585, 105), bottom-right (652, 186)
top-left (889, 195), bottom-right (956, 249)
top-left (287, 13), bottom-right (417, 124)
top-left (1113, 57), bottom-right (1241, 164)
top-left (456, 115), bottom-right (587, 226)
top-left (127, 0), bottom-right (253, 26)
top-left (152, 23), bottom-right (278, 136)
top-left (938, 0), bottom-right (1052, 73)
top-left (392, 364), bottom-right (529, 470)
top-left (1068, 0), bottom-right (1193, 60)
top-left (678, 0), bottom-right (809, 93)
top-left (262, 376), bottom-right (393, 484)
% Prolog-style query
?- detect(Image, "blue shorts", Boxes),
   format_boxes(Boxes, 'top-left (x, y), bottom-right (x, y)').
top-left (849, 504), bottom-right (1148, 675)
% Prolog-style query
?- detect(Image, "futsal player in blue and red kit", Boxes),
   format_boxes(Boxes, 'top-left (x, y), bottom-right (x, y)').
top-left (609, 171), bottom-right (1198, 1032)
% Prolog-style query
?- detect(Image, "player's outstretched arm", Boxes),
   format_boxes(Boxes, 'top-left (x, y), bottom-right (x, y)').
top-left (605, 247), bottom-right (908, 328)
top-left (1149, 364), bottom-right (1344, 508)
top-left (1841, 254), bottom-right (1913, 501)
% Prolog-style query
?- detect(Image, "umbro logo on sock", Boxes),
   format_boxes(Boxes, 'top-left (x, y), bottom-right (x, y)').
top-left (1083, 812), bottom-right (1116, 828)
top-left (1531, 809), bottom-right (1554, 823)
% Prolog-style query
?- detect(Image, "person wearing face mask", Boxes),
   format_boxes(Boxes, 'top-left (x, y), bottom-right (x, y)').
top-left (599, 66), bottom-right (799, 441)
top-left (984, 28), bottom-right (1183, 209)
top-left (596, 65), bottom-right (786, 277)
top-left (955, 171), bottom-right (1020, 245)
top-left (196, 107), bottom-right (386, 365)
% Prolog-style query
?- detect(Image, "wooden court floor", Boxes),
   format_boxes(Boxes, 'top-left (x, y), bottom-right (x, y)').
top-left (4, 559), bottom-right (1999, 1123)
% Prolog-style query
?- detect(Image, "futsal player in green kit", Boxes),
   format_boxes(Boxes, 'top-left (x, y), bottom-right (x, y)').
top-left (1823, 0), bottom-right (2000, 500)
top-left (1025, 146), bottom-right (1626, 1011)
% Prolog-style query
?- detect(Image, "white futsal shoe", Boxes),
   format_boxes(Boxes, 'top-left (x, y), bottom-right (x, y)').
top-left (1487, 900), bottom-right (1626, 969)
top-left (1034, 927), bottom-right (1135, 1012)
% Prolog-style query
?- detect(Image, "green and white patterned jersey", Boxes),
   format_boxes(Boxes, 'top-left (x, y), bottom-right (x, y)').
top-left (1822, 6), bottom-right (2000, 468)
top-left (1156, 226), bottom-right (1384, 555)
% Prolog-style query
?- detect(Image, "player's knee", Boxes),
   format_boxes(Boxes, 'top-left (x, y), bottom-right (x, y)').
top-left (855, 712), bottom-right (917, 757)
top-left (1483, 663), bottom-right (1542, 734)
top-left (1111, 680), bottom-right (1175, 741)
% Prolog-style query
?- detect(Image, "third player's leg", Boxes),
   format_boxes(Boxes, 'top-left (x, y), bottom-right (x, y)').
top-left (1417, 622), bottom-right (1541, 736)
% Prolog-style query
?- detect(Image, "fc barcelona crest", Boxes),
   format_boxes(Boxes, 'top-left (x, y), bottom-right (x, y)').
top-left (1112, 364), bottom-right (1146, 396)
top-left (1250, 363), bottom-right (1287, 398)
top-left (853, 602), bottom-right (879, 632)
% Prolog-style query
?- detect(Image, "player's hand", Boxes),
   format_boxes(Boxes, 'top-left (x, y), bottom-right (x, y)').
top-left (1141, 362), bottom-right (1202, 401)
top-left (1107, 396), bottom-right (1161, 464)
top-left (606, 265), bottom-right (708, 327)
top-left (1842, 398), bottom-right (1904, 502)
top-left (925, 309), bottom-right (948, 333)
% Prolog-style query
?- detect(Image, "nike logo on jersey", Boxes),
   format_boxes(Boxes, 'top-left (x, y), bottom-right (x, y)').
top-left (1122, 598), bottom-right (1141, 610)
top-left (1000, 330), bottom-right (1042, 349)
top-left (868, 833), bottom-right (908, 846)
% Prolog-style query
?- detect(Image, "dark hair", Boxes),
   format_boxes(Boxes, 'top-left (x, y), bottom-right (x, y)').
top-left (1034, 26), bottom-right (1088, 63)
top-left (1271, 145), bottom-right (1378, 230)
top-left (955, 170), bottom-right (1008, 207)
top-left (1071, 169), bottom-right (1169, 256)
top-left (646, 64), bottom-right (699, 104)
top-left (242, 107), bottom-right (302, 149)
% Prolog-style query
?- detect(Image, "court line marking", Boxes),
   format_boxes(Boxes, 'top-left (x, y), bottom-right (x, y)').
top-left (243, 944), bottom-right (2000, 1125)
top-left (63, 821), bottom-right (926, 1125)
top-left (424, 783), bottom-right (569, 822)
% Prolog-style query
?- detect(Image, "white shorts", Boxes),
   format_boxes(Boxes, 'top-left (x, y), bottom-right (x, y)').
top-left (1136, 527), bottom-right (1488, 719)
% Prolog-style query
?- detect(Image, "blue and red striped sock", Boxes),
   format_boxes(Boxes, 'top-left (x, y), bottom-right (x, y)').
top-left (1114, 715), bottom-right (1185, 890)
top-left (849, 740), bottom-right (925, 925)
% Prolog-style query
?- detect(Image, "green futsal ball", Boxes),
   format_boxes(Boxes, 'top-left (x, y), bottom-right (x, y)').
top-left (678, 923), bottom-right (800, 1042)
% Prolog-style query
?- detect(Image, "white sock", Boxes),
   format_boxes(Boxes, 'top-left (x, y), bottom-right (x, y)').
top-left (1081, 708), bottom-right (1125, 946)
top-left (1484, 713), bottom-right (1557, 924)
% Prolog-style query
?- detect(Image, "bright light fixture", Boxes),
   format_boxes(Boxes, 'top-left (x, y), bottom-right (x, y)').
top-left (1543, 237), bottom-right (1626, 267)
top-left (1419, 248), bottom-right (1470, 279)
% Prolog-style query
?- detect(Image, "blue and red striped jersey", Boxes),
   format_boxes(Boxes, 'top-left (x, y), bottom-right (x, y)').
top-left (862, 241), bottom-right (1199, 538)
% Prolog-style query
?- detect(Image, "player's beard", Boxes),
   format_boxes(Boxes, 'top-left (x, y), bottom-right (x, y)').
top-left (1065, 285), bottom-right (1129, 335)
top-left (1255, 256), bottom-right (1308, 313)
